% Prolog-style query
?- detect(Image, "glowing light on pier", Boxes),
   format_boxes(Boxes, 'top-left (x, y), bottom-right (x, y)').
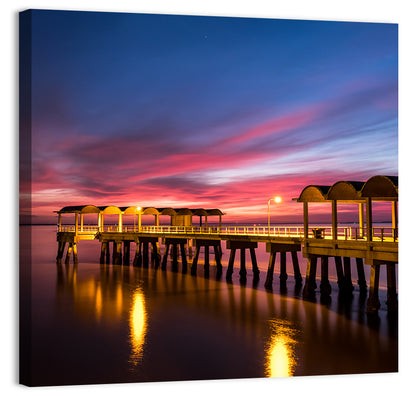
top-left (129, 288), bottom-right (148, 366)
top-left (268, 196), bottom-right (282, 234)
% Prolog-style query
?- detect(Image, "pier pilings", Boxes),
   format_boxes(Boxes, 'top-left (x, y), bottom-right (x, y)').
top-left (302, 255), bottom-right (364, 299)
top-left (57, 226), bottom-right (398, 312)
top-left (56, 236), bottom-right (78, 265)
top-left (190, 239), bottom-right (222, 276)
top-left (138, 237), bottom-right (160, 268)
top-left (366, 260), bottom-right (398, 313)
top-left (162, 238), bottom-right (188, 273)
top-left (264, 243), bottom-right (302, 289)
top-left (225, 240), bottom-right (259, 282)
top-left (302, 252), bottom-right (397, 313)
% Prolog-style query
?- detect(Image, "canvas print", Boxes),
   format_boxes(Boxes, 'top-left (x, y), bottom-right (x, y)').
top-left (19, 9), bottom-right (398, 387)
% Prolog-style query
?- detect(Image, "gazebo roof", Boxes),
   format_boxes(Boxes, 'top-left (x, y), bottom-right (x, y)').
top-left (56, 205), bottom-right (225, 216)
top-left (294, 175), bottom-right (398, 203)
top-left (296, 185), bottom-right (332, 202)
top-left (327, 181), bottom-right (366, 201)
top-left (361, 175), bottom-right (398, 199)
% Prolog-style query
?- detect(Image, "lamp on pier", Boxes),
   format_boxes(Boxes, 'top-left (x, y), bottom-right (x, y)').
top-left (268, 196), bottom-right (282, 235)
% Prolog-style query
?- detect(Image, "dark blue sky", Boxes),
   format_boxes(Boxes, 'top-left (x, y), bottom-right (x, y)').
top-left (28, 10), bottom-right (398, 222)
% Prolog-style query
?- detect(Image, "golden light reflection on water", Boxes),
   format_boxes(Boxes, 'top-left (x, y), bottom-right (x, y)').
top-left (265, 320), bottom-right (298, 377)
top-left (95, 285), bottom-right (103, 319)
top-left (129, 287), bottom-right (148, 366)
top-left (116, 284), bottom-right (123, 315)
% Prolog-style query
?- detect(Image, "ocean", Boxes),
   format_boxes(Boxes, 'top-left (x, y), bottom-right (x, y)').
top-left (19, 225), bottom-right (398, 386)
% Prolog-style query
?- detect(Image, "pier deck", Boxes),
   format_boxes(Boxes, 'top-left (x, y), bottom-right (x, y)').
top-left (55, 175), bottom-right (398, 312)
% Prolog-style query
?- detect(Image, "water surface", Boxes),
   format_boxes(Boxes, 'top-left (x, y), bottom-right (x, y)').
top-left (20, 225), bottom-right (398, 386)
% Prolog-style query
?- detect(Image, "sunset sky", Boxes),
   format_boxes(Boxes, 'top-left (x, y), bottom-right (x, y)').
top-left (27, 10), bottom-right (398, 224)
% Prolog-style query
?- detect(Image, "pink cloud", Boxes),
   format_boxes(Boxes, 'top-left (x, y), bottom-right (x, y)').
top-left (219, 105), bottom-right (321, 147)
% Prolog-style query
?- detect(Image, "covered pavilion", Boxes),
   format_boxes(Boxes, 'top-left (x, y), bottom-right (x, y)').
top-left (294, 175), bottom-right (398, 241)
top-left (294, 175), bottom-right (398, 312)
top-left (55, 205), bottom-right (225, 233)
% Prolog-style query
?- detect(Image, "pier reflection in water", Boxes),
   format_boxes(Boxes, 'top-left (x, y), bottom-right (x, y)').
top-left (27, 226), bottom-right (397, 386)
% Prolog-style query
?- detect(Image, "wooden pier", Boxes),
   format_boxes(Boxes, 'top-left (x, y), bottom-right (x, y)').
top-left (55, 175), bottom-right (398, 313)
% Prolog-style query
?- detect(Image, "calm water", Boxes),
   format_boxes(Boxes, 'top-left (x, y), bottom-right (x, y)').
top-left (20, 225), bottom-right (398, 387)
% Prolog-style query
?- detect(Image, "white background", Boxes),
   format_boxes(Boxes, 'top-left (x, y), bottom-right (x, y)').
top-left (2, 1), bottom-right (415, 395)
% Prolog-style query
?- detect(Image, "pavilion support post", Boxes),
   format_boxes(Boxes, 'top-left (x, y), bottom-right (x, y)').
top-left (291, 251), bottom-right (303, 284)
top-left (343, 257), bottom-right (354, 293)
top-left (334, 256), bottom-right (345, 291)
top-left (303, 202), bottom-right (309, 239)
top-left (226, 248), bottom-right (236, 281)
top-left (191, 245), bottom-right (201, 275)
top-left (75, 214), bottom-right (79, 236)
top-left (80, 214), bottom-right (84, 232)
top-left (302, 256), bottom-right (317, 298)
top-left (133, 242), bottom-right (142, 267)
top-left (356, 257), bottom-right (367, 290)
top-left (366, 197), bottom-right (373, 242)
top-left (392, 201), bottom-right (398, 241)
top-left (320, 256), bottom-right (331, 295)
top-left (386, 263), bottom-right (398, 311)
top-left (118, 213), bottom-right (123, 232)
top-left (366, 262), bottom-right (381, 313)
top-left (58, 213), bottom-right (62, 232)
top-left (279, 252), bottom-right (288, 282)
top-left (332, 200), bottom-right (338, 240)
top-left (265, 252), bottom-right (277, 289)
top-left (359, 203), bottom-right (365, 238)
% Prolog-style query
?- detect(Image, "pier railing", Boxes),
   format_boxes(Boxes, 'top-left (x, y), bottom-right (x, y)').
top-left (311, 226), bottom-right (398, 242)
top-left (59, 225), bottom-right (398, 242)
